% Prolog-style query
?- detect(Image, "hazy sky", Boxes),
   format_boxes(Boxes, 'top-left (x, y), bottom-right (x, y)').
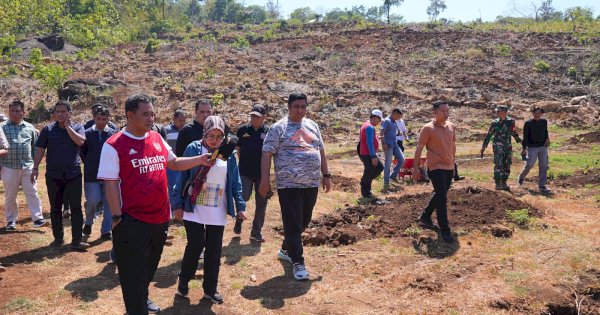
top-left (243, 0), bottom-right (599, 22)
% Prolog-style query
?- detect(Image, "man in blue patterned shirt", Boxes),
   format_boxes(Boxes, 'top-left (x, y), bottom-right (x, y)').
top-left (1, 101), bottom-right (47, 231)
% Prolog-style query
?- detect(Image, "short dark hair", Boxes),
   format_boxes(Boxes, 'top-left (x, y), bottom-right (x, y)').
top-left (392, 108), bottom-right (402, 115)
top-left (125, 94), bottom-right (153, 114)
top-left (195, 99), bottom-right (211, 111)
top-left (432, 100), bottom-right (448, 110)
top-left (174, 109), bottom-right (186, 118)
top-left (8, 100), bottom-right (25, 111)
top-left (531, 105), bottom-right (544, 114)
top-left (94, 107), bottom-right (110, 117)
top-left (288, 92), bottom-right (308, 106)
top-left (54, 100), bottom-right (72, 112)
top-left (91, 103), bottom-right (105, 115)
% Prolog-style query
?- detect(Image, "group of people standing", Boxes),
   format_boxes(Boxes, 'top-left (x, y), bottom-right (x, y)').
top-left (0, 92), bottom-right (330, 314)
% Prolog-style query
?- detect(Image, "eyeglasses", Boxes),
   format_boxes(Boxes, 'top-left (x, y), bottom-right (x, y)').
top-left (206, 134), bottom-right (224, 141)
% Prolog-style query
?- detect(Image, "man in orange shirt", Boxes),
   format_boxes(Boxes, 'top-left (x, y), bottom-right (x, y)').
top-left (412, 101), bottom-right (456, 243)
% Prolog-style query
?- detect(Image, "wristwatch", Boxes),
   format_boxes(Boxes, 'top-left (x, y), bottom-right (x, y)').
top-left (322, 173), bottom-right (332, 178)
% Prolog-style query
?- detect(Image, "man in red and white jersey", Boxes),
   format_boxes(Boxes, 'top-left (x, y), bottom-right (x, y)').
top-left (98, 94), bottom-right (211, 315)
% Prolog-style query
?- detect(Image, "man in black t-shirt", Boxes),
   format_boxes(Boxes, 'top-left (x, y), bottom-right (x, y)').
top-left (518, 105), bottom-right (551, 194)
top-left (234, 104), bottom-right (270, 242)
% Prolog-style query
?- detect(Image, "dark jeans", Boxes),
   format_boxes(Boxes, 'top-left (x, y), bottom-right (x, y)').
top-left (359, 155), bottom-right (384, 197)
top-left (241, 176), bottom-right (268, 236)
top-left (112, 214), bottom-right (168, 315)
top-left (46, 175), bottom-right (83, 244)
top-left (397, 140), bottom-right (405, 152)
top-left (421, 169), bottom-right (453, 232)
top-left (179, 220), bottom-right (224, 295)
top-left (278, 187), bottom-right (318, 264)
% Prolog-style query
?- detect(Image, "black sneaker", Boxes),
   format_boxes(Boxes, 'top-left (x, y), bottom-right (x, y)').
top-left (82, 224), bottom-right (92, 236)
top-left (100, 232), bottom-right (112, 240)
top-left (71, 242), bottom-right (90, 251)
top-left (233, 219), bottom-right (243, 234)
top-left (176, 277), bottom-right (189, 298)
top-left (63, 208), bottom-right (71, 219)
top-left (440, 230), bottom-right (455, 243)
top-left (454, 176), bottom-right (465, 181)
top-left (51, 239), bottom-right (64, 247)
top-left (6, 221), bottom-right (16, 231)
top-left (203, 292), bottom-right (224, 304)
top-left (250, 232), bottom-right (265, 243)
top-left (33, 219), bottom-right (48, 228)
top-left (147, 299), bottom-right (161, 313)
top-left (418, 216), bottom-right (438, 230)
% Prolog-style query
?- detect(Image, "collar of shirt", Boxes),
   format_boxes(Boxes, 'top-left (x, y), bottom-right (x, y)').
top-left (7, 120), bottom-right (26, 127)
top-left (432, 119), bottom-right (448, 128)
top-left (92, 124), bottom-right (110, 132)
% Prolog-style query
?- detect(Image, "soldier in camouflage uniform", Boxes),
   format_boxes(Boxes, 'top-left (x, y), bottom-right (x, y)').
top-left (480, 105), bottom-right (522, 190)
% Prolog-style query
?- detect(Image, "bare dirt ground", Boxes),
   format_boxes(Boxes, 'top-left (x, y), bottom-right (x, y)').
top-left (1, 24), bottom-right (600, 314)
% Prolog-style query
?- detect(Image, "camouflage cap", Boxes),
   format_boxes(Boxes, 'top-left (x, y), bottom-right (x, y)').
top-left (495, 105), bottom-right (509, 112)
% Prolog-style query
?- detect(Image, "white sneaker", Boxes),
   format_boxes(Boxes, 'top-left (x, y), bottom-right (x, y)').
top-left (293, 263), bottom-right (309, 281)
top-left (277, 249), bottom-right (292, 263)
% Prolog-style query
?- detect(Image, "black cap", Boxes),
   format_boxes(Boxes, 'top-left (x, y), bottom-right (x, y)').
top-left (249, 104), bottom-right (266, 117)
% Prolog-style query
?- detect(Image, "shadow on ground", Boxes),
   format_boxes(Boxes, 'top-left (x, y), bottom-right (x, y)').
top-left (240, 260), bottom-right (322, 309)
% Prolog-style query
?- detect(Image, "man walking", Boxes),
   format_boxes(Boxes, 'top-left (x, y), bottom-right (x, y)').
top-left (81, 107), bottom-right (116, 241)
top-left (1, 101), bottom-right (47, 230)
top-left (380, 108), bottom-right (405, 192)
top-left (480, 105), bottom-right (522, 191)
top-left (259, 92), bottom-right (331, 281)
top-left (33, 100), bottom-right (88, 250)
top-left (412, 101), bottom-right (456, 243)
top-left (234, 104), bottom-right (270, 242)
top-left (518, 106), bottom-right (552, 194)
top-left (358, 109), bottom-right (384, 198)
top-left (98, 94), bottom-right (211, 314)
top-left (395, 110), bottom-right (409, 152)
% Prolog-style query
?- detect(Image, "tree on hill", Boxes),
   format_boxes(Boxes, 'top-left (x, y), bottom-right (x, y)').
top-left (538, 0), bottom-right (562, 21)
top-left (290, 7), bottom-right (316, 23)
top-left (426, 0), bottom-right (447, 22)
top-left (382, 0), bottom-right (403, 24)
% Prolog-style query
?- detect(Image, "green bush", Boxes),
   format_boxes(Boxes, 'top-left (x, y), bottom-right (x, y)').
top-left (29, 48), bottom-right (43, 66)
top-left (145, 38), bottom-right (161, 53)
top-left (506, 209), bottom-right (532, 227)
top-left (231, 35), bottom-right (250, 50)
top-left (567, 66), bottom-right (578, 78)
top-left (211, 93), bottom-right (224, 106)
top-left (496, 44), bottom-right (512, 57)
top-left (150, 19), bottom-right (176, 36)
top-left (263, 29), bottom-right (276, 41)
top-left (534, 60), bottom-right (550, 72)
top-left (32, 63), bottom-right (73, 91)
top-left (404, 225), bottom-right (422, 238)
top-left (200, 33), bottom-right (217, 43)
top-left (0, 34), bottom-right (17, 56)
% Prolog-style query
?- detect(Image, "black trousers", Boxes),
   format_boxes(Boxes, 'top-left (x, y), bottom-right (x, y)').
top-left (112, 214), bottom-right (168, 315)
top-left (278, 187), bottom-right (318, 264)
top-left (179, 220), bottom-right (224, 295)
top-left (359, 155), bottom-right (384, 197)
top-left (397, 140), bottom-right (405, 152)
top-left (422, 169), bottom-right (453, 231)
top-left (46, 175), bottom-right (83, 244)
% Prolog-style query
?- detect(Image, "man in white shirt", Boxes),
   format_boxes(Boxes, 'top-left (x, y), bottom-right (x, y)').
top-left (395, 110), bottom-right (408, 152)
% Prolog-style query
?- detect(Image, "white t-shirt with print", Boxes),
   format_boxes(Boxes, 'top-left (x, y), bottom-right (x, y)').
top-left (183, 145), bottom-right (228, 226)
top-left (395, 119), bottom-right (407, 141)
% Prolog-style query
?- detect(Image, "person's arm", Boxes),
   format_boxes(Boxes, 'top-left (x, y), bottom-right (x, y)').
top-left (320, 149), bottom-right (331, 192)
top-left (511, 121), bottom-right (522, 144)
top-left (104, 180), bottom-right (122, 217)
top-left (66, 124), bottom-right (86, 147)
top-left (522, 121), bottom-right (530, 151)
top-left (365, 126), bottom-right (377, 157)
top-left (229, 156), bottom-right (247, 219)
top-left (80, 133), bottom-right (89, 162)
top-left (167, 155), bottom-right (211, 171)
top-left (412, 143), bottom-right (425, 181)
top-left (0, 128), bottom-right (9, 158)
top-left (31, 147), bottom-right (45, 183)
top-left (544, 120), bottom-right (550, 147)
top-left (258, 152), bottom-right (273, 197)
top-left (380, 120), bottom-right (388, 150)
top-left (481, 122), bottom-right (493, 157)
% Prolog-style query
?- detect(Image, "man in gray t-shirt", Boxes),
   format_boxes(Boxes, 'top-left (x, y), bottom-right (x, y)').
top-left (259, 92), bottom-right (331, 281)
